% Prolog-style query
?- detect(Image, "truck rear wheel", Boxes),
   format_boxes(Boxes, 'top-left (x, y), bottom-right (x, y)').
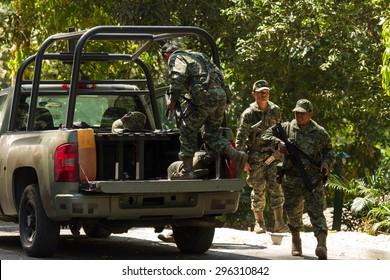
top-left (172, 225), bottom-right (215, 254)
top-left (19, 184), bottom-right (60, 257)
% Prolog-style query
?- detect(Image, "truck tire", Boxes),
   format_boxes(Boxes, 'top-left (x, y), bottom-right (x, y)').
top-left (19, 184), bottom-right (60, 257)
top-left (172, 225), bottom-right (215, 254)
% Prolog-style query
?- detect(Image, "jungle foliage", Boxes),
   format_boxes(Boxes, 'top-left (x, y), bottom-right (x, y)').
top-left (326, 156), bottom-right (390, 234)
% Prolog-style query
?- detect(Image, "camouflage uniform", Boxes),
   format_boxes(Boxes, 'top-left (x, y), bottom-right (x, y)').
top-left (262, 118), bottom-right (336, 235)
top-left (167, 50), bottom-right (231, 158)
top-left (236, 101), bottom-right (285, 212)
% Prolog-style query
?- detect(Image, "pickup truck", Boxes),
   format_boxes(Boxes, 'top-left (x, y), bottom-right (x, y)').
top-left (0, 26), bottom-right (245, 257)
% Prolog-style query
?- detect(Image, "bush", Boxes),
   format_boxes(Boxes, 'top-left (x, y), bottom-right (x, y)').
top-left (326, 154), bottom-right (390, 235)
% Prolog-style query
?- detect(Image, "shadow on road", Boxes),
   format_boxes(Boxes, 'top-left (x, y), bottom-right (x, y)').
top-left (0, 233), bottom-right (281, 260)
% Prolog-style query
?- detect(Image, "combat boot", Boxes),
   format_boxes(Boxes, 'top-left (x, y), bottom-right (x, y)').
top-left (157, 231), bottom-right (175, 243)
top-left (171, 157), bottom-right (196, 180)
top-left (224, 144), bottom-right (248, 178)
top-left (273, 207), bottom-right (289, 233)
top-left (291, 230), bottom-right (302, 256)
top-left (315, 233), bottom-right (328, 260)
top-left (253, 211), bottom-right (266, 234)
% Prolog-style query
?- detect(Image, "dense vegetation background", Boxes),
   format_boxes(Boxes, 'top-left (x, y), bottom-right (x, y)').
top-left (0, 0), bottom-right (389, 234)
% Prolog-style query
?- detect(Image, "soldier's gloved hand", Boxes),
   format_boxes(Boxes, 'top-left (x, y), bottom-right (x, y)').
top-left (277, 141), bottom-right (288, 155)
top-left (320, 162), bottom-right (330, 175)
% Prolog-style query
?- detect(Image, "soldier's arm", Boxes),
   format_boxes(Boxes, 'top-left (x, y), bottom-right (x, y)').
top-left (261, 122), bottom-right (286, 148)
top-left (235, 113), bottom-right (251, 152)
top-left (169, 55), bottom-right (189, 102)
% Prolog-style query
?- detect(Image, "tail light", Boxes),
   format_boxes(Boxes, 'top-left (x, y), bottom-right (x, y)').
top-left (54, 143), bottom-right (79, 182)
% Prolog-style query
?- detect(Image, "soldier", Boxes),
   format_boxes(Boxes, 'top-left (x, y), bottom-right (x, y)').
top-left (235, 80), bottom-right (288, 234)
top-left (161, 43), bottom-right (247, 179)
top-left (262, 99), bottom-right (336, 260)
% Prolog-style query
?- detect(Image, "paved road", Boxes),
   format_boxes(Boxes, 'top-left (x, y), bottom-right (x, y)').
top-left (2, 220), bottom-right (388, 260)
top-left (0, 222), bottom-right (316, 260)
top-left (2, 221), bottom-right (389, 280)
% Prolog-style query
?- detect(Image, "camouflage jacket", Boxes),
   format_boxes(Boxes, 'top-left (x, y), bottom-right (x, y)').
top-left (236, 101), bottom-right (282, 153)
top-left (262, 119), bottom-right (336, 174)
top-left (167, 50), bottom-right (231, 105)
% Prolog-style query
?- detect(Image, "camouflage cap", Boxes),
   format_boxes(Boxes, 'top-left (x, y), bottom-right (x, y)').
top-left (112, 111), bottom-right (146, 132)
top-left (292, 99), bottom-right (313, 112)
top-left (252, 80), bottom-right (270, 92)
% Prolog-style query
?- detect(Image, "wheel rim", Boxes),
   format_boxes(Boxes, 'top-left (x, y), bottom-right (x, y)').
top-left (23, 200), bottom-right (37, 243)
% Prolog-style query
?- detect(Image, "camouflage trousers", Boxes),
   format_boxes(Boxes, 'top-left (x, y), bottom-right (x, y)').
top-left (179, 99), bottom-right (229, 158)
top-left (246, 152), bottom-right (285, 211)
top-left (282, 175), bottom-right (328, 235)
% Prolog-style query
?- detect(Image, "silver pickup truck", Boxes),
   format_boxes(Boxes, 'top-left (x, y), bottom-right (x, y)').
top-left (0, 26), bottom-right (245, 257)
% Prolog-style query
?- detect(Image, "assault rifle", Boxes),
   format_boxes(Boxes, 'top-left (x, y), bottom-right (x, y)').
top-left (251, 120), bottom-right (263, 129)
top-left (272, 123), bottom-right (326, 192)
top-left (165, 90), bottom-right (184, 126)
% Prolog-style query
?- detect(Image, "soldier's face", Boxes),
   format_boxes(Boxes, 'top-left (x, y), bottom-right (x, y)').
top-left (252, 89), bottom-right (270, 102)
top-left (295, 111), bottom-right (313, 128)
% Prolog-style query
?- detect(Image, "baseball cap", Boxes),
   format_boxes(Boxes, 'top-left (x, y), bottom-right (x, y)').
top-left (292, 99), bottom-right (313, 112)
top-left (252, 80), bottom-right (270, 92)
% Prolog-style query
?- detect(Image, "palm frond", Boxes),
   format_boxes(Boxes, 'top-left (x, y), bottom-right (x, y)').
top-left (368, 205), bottom-right (390, 219)
top-left (325, 174), bottom-right (358, 195)
top-left (368, 205), bottom-right (390, 234)
top-left (372, 220), bottom-right (390, 234)
top-left (351, 197), bottom-right (374, 214)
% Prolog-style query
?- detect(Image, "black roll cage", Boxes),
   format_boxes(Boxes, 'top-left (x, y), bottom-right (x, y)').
top-left (10, 26), bottom-right (220, 131)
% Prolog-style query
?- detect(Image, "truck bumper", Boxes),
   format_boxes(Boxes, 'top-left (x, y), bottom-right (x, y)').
top-left (54, 179), bottom-right (245, 220)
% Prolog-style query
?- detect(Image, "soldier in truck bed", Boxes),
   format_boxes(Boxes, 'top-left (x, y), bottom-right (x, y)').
top-left (161, 43), bottom-right (247, 180)
top-left (235, 80), bottom-right (288, 234)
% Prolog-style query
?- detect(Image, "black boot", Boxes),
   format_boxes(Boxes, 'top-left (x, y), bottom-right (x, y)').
top-left (224, 144), bottom-right (248, 177)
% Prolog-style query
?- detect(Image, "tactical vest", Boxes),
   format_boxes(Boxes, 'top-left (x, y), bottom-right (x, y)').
top-left (188, 51), bottom-right (223, 89)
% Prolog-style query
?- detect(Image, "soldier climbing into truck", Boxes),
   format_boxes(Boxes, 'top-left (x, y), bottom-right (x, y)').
top-left (162, 43), bottom-right (248, 180)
